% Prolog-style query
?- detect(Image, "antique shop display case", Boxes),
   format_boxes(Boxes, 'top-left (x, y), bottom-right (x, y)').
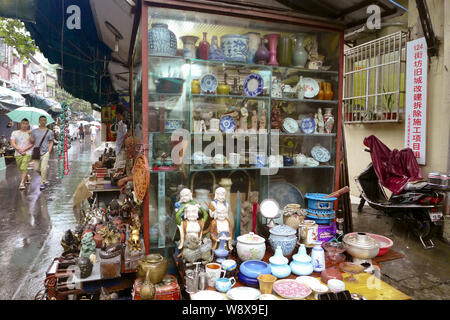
top-left (135, 2), bottom-right (344, 256)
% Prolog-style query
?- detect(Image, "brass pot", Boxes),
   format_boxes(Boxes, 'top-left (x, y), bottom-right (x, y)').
top-left (137, 254), bottom-right (168, 284)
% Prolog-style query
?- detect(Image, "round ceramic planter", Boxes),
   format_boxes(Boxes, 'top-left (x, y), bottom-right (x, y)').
top-left (220, 34), bottom-right (249, 62)
top-left (236, 232), bottom-right (266, 261)
top-left (148, 23), bottom-right (177, 56)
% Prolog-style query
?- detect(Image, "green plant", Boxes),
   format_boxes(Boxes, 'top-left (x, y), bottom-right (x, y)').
top-left (382, 87), bottom-right (394, 112)
top-left (0, 18), bottom-right (39, 63)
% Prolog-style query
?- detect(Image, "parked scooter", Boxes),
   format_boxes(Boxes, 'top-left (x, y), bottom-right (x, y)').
top-left (355, 138), bottom-right (447, 249)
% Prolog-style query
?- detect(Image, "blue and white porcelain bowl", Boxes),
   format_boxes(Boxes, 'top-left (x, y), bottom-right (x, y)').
top-left (220, 34), bottom-right (249, 62)
top-left (269, 224), bottom-right (297, 256)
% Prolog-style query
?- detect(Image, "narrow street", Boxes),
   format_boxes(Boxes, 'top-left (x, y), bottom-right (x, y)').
top-left (0, 138), bottom-right (99, 300)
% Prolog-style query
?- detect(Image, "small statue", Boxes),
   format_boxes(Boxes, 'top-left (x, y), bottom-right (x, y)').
top-left (259, 109), bottom-right (267, 133)
top-left (237, 106), bottom-right (248, 132)
top-left (317, 107), bottom-right (324, 134)
top-left (209, 35), bottom-right (225, 61)
top-left (80, 232), bottom-right (96, 260)
top-left (61, 229), bottom-right (79, 253)
top-left (240, 201), bottom-right (253, 235)
top-left (178, 204), bottom-right (205, 250)
top-left (207, 187), bottom-right (233, 251)
top-left (128, 215), bottom-right (142, 252)
top-left (98, 225), bottom-right (121, 247)
top-left (295, 76), bottom-right (305, 100)
top-left (271, 106), bottom-right (282, 130)
top-left (175, 188), bottom-right (208, 225)
top-left (250, 109), bottom-right (258, 133)
top-left (314, 113), bottom-right (319, 134)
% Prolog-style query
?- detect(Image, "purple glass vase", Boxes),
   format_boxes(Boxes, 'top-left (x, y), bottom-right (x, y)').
top-left (255, 37), bottom-right (270, 65)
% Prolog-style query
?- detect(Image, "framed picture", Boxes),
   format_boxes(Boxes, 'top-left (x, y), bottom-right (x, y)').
top-left (102, 106), bottom-right (111, 121)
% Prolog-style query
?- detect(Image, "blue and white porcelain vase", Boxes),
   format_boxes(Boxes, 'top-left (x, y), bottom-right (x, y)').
top-left (269, 246), bottom-right (291, 278)
top-left (214, 237), bottom-right (229, 263)
top-left (290, 244), bottom-right (313, 276)
top-left (310, 242), bottom-right (326, 273)
top-left (148, 23), bottom-right (177, 56)
top-left (220, 34), bottom-right (249, 62)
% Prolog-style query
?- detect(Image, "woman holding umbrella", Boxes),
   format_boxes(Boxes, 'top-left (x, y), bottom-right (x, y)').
top-left (10, 118), bottom-right (33, 190)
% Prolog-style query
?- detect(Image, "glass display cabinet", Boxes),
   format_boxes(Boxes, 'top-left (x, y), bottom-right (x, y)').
top-left (135, 1), bottom-right (344, 256)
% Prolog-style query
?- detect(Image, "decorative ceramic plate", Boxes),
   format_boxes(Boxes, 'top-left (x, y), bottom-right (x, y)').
top-left (227, 287), bottom-right (261, 300)
top-left (220, 115), bottom-right (236, 133)
top-left (243, 73), bottom-right (264, 97)
top-left (132, 154), bottom-right (150, 202)
top-left (282, 117), bottom-right (299, 134)
top-left (269, 181), bottom-right (305, 208)
top-left (191, 290), bottom-right (225, 300)
top-left (200, 73), bottom-right (218, 92)
top-left (302, 78), bottom-right (319, 98)
top-left (301, 116), bottom-right (315, 134)
top-left (311, 145), bottom-right (331, 163)
top-left (273, 279), bottom-right (312, 300)
top-left (295, 276), bottom-right (322, 289)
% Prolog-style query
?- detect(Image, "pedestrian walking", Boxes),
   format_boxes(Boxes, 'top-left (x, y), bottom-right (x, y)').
top-left (10, 118), bottom-right (33, 190)
top-left (30, 116), bottom-right (55, 190)
top-left (79, 123), bottom-right (85, 141)
top-left (113, 106), bottom-right (128, 169)
top-left (89, 125), bottom-right (97, 144)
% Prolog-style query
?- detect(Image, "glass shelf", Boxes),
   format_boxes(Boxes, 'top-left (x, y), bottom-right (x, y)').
top-left (271, 97), bottom-right (338, 104)
top-left (192, 94), bottom-right (269, 100)
top-left (190, 166), bottom-right (267, 172)
top-left (272, 65), bottom-right (339, 76)
top-left (149, 92), bottom-right (184, 97)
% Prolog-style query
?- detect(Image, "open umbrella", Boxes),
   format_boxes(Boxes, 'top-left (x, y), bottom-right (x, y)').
top-left (6, 106), bottom-right (54, 126)
top-left (89, 121), bottom-right (101, 126)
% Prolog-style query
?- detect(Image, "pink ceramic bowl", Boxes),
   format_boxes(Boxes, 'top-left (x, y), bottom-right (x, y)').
top-left (366, 233), bottom-right (393, 256)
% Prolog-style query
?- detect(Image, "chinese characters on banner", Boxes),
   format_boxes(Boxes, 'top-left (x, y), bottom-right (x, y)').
top-left (405, 37), bottom-right (427, 165)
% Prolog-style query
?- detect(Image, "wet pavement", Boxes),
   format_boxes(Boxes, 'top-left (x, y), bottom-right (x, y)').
top-left (0, 136), bottom-right (449, 299)
top-left (0, 138), bottom-right (99, 300)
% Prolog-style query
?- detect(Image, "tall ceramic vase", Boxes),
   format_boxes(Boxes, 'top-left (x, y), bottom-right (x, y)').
top-left (277, 35), bottom-right (293, 67)
top-left (255, 37), bottom-right (270, 65)
top-left (199, 32), bottom-right (210, 60)
top-left (180, 35), bottom-right (199, 59)
top-left (148, 23), bottom-right (177, 56)
top-left (292, 33), bottom-right (308, 68)
top-left (266, 34), bottom-right (280, 66)
top-left (244, 32), bottom-right (261, 64)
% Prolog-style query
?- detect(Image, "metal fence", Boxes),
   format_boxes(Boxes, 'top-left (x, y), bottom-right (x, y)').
top-left (343, 31), bottom-right (407, 123)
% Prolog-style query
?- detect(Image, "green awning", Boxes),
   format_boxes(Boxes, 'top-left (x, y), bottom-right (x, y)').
top-left (21, 0), bottom-right (118, 105)
top-left (0, 0), bottom-right (35, 22)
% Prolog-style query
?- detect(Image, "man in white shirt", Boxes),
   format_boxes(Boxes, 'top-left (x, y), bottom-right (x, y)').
top-left (89, 125), bottom-right (97, 144)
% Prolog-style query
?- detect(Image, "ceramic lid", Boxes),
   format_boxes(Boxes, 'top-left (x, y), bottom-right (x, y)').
top-left (343, 232), bottom-right (379, 250)
top-left (237, 232), bottom-right (266, 245)
top-left (269, 248), bottom-right (288, 265)
top-left (269, 224), bottom-right (296, 236)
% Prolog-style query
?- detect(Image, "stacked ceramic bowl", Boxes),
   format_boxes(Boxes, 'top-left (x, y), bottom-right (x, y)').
top-left (304, 193), bottom-right (337, 225)
top-left (238, 260), bottom-right (271, 288)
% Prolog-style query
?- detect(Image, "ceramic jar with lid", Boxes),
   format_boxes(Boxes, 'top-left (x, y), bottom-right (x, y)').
top-left (283, 204), bottom-right (304, 231)
top-left (269, 246), bottom-right (291, 278)
top-left (298, 220), bottom-right (318, 247)
top-left (236, 232), bottom-right (266, 261)
top-left (268, 224), bottom-right (297, 256)
top-left (137, 253), bottom-right (169, 284)
top-left (290, 244), bottom-right (313, 276)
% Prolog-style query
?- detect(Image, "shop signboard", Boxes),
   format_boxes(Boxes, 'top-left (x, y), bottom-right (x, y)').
top-left (405, 37), bottom-right (427, 165)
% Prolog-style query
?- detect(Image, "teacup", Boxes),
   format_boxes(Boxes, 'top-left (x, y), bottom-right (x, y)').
top-left (205, 263), bottom-right (226, 283)
top-left (221, 259), bottom-right (237, 272)
top-left (215, 277), bottom-right (236, 293)
top-left (228, 153), bottom-right (241, 168)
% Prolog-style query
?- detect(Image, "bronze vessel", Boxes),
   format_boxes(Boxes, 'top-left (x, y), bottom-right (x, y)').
top-left (137, 253), bottom-right (168, 284)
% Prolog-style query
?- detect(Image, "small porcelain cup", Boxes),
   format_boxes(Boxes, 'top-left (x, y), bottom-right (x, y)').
top-left (221, 259), bottom-right (237, 272)
top-left (327, 279), bottom-right (345, 293)
top-left (215, 277), bottom-right (236, 293)
top-left (228, 153), bottom-right (241, 168)
top-left (205, 263), bottom-right (226, 283)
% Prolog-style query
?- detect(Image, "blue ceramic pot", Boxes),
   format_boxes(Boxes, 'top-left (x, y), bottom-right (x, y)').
top-left (269, 246), bottom-right (291, 278)
top-left (268, 225), bottom-right (297, 256)
top-left (239, 260), bottom-right (271, 279)
top-left (148, 23), bottom-right (177, 56)
top-left (290, 244), bottom-right (313, 276)
top-left (220, 34), bottom-right (249, 62)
